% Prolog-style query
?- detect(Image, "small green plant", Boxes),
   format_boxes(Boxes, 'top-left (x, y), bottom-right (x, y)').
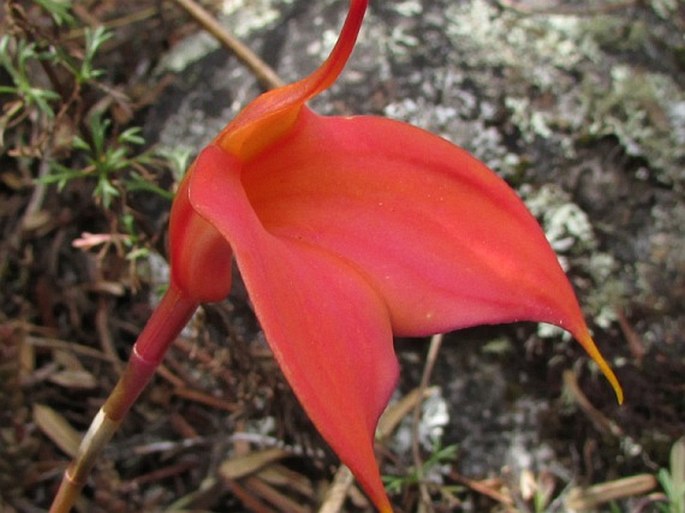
top-left (528, 473), bottom-right (555, 513)
top-left (0, 35), bottom-right (61, 147)
top-left (658, 437), bottom-right (685, 513)
top-left (608, 500), bottom-right (623, 513)
top-left (383, 442), bottom-right (459, 496)
top-left (1, 0), bottom-right (180, 290)
top-left (73, 26), bottom-right (111, 84)
top-left (0, 36), bottom-right (60, 117)
top-left (41, 113), bottom-right (150, 208)
top-left (120, 212), bottom-right (150, 262)
top-left (33, 0), bottom-right (75, 26)
top-left (0, 22), bottom-right (111, 152)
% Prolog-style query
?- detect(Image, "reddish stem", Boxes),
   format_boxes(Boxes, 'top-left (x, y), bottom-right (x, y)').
top-left (105, 284), bottom-right (197, 420)
top-left (49, 285), bottom-right (198, 513)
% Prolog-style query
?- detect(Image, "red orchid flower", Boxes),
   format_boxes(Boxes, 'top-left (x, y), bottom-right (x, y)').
top-left (49, 1), bottom-right (622, 512)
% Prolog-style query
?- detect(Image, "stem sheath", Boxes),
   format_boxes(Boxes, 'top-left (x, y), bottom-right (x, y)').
top-left (49, 286), bottom-right (198, 513)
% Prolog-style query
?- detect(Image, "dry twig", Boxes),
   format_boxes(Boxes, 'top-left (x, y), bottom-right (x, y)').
top-left (170, 0), bottom-right (284, 90)
top-left (497, 0), bottom-right (638, 16)
top-left (411, 333), bottom-right (444, 513)
top-left (563, 369), bottom-right (623, 437)
top-left (565, 474), bottom-right (658, 511)
top-left (317, 465), bottom-right (355, 513)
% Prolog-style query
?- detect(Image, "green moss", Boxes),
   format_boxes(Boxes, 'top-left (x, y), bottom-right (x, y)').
top-left (582, 66), bottom-right (685, 186)
top-left (522, 184), bottom-right (624, 330)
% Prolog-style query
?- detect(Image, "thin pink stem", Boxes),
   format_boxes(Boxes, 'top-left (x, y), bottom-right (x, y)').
top-left (297, 0), bottom-right (368, 98)
top-left (106, 285), bottom-right (197, 418)
top-left (216, 0), bottom-right (369, 156)
top-left (49, 285), bottom-right (198, 513)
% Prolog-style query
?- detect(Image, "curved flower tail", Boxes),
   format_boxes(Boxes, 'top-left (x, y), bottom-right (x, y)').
top-left (293, 0), bottom-right (367, 97)
top-left (574, 330), bottom-right (623, 404)
top-left (215, 0), bottom-right (368, 160)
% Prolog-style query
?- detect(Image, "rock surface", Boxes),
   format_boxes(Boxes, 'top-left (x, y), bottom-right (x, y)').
top-left (146, 0), bottom-right (684, 499)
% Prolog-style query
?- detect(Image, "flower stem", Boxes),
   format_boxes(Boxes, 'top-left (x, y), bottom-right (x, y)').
top-left (49, 285), bottom-right (198, 513)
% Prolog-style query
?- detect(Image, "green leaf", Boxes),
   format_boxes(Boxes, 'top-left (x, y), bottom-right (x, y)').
top-left (34, 0), bottom-right (75, 26)
top-left (119, 127), bottom-right (145, 146)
